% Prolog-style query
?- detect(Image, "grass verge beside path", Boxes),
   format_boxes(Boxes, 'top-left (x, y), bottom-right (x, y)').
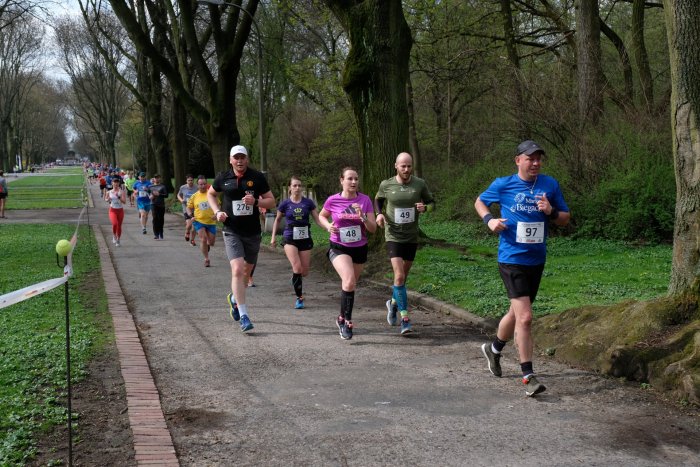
top-left (7, 168), bottom-right (86, 210)
top-left (265, 219), bottom-right (671, 319)
top-left (0, 224), bottom-right (109, 465)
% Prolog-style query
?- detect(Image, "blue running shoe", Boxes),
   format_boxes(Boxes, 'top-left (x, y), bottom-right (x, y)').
top-left (227, 293), bottom-right (240, 321)
top-left (240, 315), bottom-right (254, 332)
top-left (386, 299), bottom-right (398, 326)
top-left (295, 297), bottom-right (304, 309)
top-left (340, 321), bottom-right (353, 340)
top-left (400, 317), bottom-right (413, 335)
top-left (336, 316), bottom-right (345, 337)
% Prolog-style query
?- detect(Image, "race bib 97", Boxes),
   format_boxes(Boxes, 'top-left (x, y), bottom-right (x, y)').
top-left (516, 222), bottom-right (544, 243)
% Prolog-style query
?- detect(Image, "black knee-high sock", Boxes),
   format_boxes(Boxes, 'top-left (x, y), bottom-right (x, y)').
top-left (292, 273), bottom-right (303, 298)
top-left (341, 290), bottom-right (355, 321)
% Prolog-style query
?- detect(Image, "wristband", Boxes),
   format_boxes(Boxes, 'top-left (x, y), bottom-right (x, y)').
top-left (549, 208), bottom-right (559, 220)
top-left (482, 213), bottom-right (493, 225)
top-left (254, 198), bottom-right (259, 207)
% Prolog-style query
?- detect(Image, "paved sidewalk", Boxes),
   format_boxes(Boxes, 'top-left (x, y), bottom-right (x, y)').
top-left (86, 181), bottom-right (700, 466)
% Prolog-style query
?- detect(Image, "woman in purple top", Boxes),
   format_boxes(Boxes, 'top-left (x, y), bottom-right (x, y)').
top-left (318, 167), bottom-right (377, 340)
top-left (271, 176), bottom-right (322, 310)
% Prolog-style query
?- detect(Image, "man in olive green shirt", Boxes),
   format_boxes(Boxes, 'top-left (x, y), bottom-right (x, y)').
top-left (375, 152), bottom-right (435, 335)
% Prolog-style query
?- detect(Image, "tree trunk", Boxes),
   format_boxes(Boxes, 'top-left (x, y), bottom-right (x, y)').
top-left (171, 94), bottom-right (187, 188)
top-left (323, 0), bottom-right (412, 196)
top-left (665, 0), bottom-right (700, 295)
top-left (576, 0), bottom-right (604, 125)
top-left (406, 77), bottom-right (422, 177)
top-left (633, 0), bottom-right (654, 112)
top-left (500, 0), bottom-right (528, 139)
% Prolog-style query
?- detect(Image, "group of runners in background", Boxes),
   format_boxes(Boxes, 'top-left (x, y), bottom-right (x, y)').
top-left (92, 138), bottom-right (570, 397)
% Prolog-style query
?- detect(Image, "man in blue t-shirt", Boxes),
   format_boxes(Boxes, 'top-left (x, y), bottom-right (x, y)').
top-left (475, 140), bottom-right (570, 397)
top-left (132, 172), bottom-right (153, 235)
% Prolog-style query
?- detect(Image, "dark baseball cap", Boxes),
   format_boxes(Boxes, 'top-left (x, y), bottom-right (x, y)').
top-left (516, 140), bottom-right (545, 156)
top-left (138, 171), bottom-right (146, 177)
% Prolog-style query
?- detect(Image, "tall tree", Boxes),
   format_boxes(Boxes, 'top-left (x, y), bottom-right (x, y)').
top-left (322, 0), bottom-right (412, 193)
top-left (108, 0), bottom-right (260, 174)
top-left (632, 0), bottom-right (654, 111)
top-left (55, 15), bottom-right (131, 167)
top-left (665, 0), bottom-right (700, 295)
top-left (576, 0), bottom-right (604, 125)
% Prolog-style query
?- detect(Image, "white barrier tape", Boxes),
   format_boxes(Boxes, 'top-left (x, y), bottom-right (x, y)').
top-left (0, 272), bottom-right (71, 309)
top-left (0, 204), bottom-right (87, 310)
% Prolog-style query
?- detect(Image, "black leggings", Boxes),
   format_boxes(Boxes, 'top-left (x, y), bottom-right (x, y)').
top-left (152, 205), bottom-right (165, 236)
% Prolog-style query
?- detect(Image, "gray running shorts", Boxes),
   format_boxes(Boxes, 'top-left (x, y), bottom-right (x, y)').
top-left (223, 232), bottom-right (261, 265)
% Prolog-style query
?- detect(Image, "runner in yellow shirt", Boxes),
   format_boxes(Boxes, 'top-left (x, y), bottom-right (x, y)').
top-left (187, 175), bottom-right (217, 267)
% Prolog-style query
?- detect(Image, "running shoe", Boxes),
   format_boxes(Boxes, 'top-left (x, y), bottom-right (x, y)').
top-left (340, 321), bottom-right (353, 340)
top-left (481, 343), bottom-right (502, 377)
top-left (227, 293), bottom-right (240, 321)
top-left (294, 298), bottom-right (304, 309)
top-left (115, 240), bottom-right (121, 247)
top-left (400, 317), bottom-right (413, 335)
top-left (142, 228), bottom-right (147, 234)
top-left (185, 234), bottom-right (189, 241)
top-left (240, 315), bottom-right (254, 332)
top-left (112, 235), bottom-right (117, 244)
top-left (386, 299), bottom-right (398, 326)
top-left (336, 316), bottom-right (345, 337)
top-left (204, 258), bottom-right (210, 267)
top-left (191, 238), bottom-right (196, 246)
top-left (523, 374), bottom-right (546, 397)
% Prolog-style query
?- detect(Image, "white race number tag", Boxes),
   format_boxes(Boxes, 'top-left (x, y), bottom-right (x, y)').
top-left (293, 226), bottom-right (309, 240)
top-left (394, 207), bottom-right (415, 224)
top-left (339, 225), bottom-right (361, 243)
top-left (110, 198), bottom-right (122, 209)
top-left (516, 222), bottom-right (544, 243)
top-left (232, 200), bottom-right (253, 216)
top-left (138, 190), bottom-right (148, 198)
top-left (198, 201), bottom-right (209, 211)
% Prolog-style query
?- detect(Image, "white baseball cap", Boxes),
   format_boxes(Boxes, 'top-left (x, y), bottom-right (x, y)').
top-left (230, 145), bottom-right (248, 157)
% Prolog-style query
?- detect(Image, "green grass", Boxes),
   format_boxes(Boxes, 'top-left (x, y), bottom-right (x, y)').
top-left (6, 169), bottom-right (87, 210)
top-left (408, 220), bottom-right (672, 318)
top-left (264, 216), bottom-right (672, 320)
top-left (0, 224), bottom-right (109, 465)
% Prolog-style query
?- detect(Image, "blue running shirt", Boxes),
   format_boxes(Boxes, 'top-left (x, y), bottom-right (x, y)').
top-left (479, 174), bottom-right (569, 265)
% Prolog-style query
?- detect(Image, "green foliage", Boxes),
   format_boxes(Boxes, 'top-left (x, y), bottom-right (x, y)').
top-left (568, 125), bottom-right (675, 242)
top-left (0, 225), bottom-right (108, 464)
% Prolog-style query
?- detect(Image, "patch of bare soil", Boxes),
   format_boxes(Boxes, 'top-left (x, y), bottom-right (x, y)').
top-left (28, 343), bottom-right (134, 467)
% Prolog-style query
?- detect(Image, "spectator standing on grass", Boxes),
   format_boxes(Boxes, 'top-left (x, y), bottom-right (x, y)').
top-left (317, 167), bottom-right (377, 341)
top-left (207, 145), bottom-right (276, 333)
top-left (374, 152), bottom-right (435, 336)
top-left (475, 140), bottom-right (570, 397)
top-left (149, 174), bottom-right (168, 240)
top-left (0, 170), bottom-right (7, 218)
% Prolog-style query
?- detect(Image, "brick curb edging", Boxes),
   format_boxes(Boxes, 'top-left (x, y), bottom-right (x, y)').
top-left (93, 226), bottom-right (179, 466)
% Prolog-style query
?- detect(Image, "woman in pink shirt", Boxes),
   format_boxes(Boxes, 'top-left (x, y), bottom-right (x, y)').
top-left (318, 167), bottom-right (377, 340)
